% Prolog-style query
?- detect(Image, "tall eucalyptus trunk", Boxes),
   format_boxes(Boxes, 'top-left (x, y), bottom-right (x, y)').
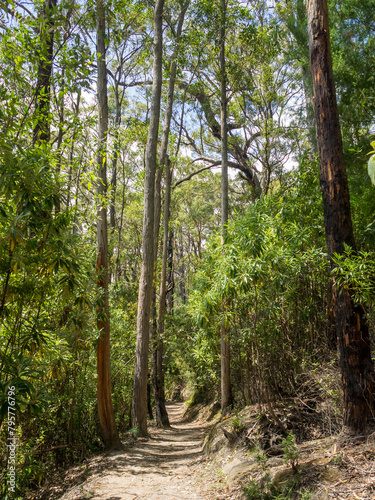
top-left (151, 1), bottom-right (189, 427)
top-left (95, 0), bottom-right (121, 449)
top-left (132, 0), bottom-right (165, 436)
top-left (150, 166), bottom-right (162, 422)
top-left (166, 229), bottom-right (174, 314)
top-left (220, 0), bottom-right (232, 414)
top-left (308, 0), bottom-right (375, 432)
top-left (153, 158), bottom-right (172, 427)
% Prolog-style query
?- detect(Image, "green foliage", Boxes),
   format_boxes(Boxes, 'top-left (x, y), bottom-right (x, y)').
top-left (254, 446), bottom-right (268, 470)
top-left (0, 0), bottom-right (374, 495)
top-left (281, 432), bottom-right (300, 472)
top-left (244, 475), bottom-right (311, 500)
top-left (231, 409), bottom-right (245, 433)
top-left (187, 158), bottom-right (330, 405)
top-left (333, 245), bottom-right (375, 309)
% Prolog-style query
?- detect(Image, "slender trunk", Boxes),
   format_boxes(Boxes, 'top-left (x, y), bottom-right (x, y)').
top-left (55, 9), bottom-right (73, 202)
top-left (147, 376), bottom-right (153, 420)
top-left (0, 244), bottom-right (13, 319)
top-left (154, 159), bottom-right (172, 427)
top-left (178, 234), bottom-right (186, 303)
top-left (55, 73), bottom-right (64, 213)
top-left (116, 162), bottom-right (127, 280)
top-left (220, 0), bottom-right (232, 415)
top-left (96, 0), bottom-right (121, 449)
top-left (67, 90), bottom-right (81, 209)
top-left (150, 166), bottom-right (162, 422)
top-left (68, 332), bottom-right (78, 444)
top-left (166, 229), bottom-right (174, 314)
top-left (132, 0), bottom-right (165, 436)
top-left (308, 0), bottom-right (375, 432)
top-left (108, 96), bottom-right (121, 284)
top-left (152, 3), bottom-right (189, 426)
top-left (33, 0), bottom-right (57, 146)
top-left (110, 91), bottom-right (121, 230)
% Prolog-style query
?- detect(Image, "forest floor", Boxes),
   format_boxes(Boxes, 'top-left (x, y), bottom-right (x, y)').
top-left (45, 402), bottom-right (234, 500)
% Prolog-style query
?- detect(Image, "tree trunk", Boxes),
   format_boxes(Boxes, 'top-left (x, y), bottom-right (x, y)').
top-left (151, 3), bottom-right (188, 427)
top-left (66, 90), bottom-right (81, 209)
top-left (147, 376), bottom-right (153, 420)
top-left (132, 0), bottom-right (165, 436)
top-left (220, 0), bottom-right (232, 415)
top-left (150, 165), bottom-right (164, 424)
top-left (308, 0), bottom-right (375, 432)
top-left (96, 0), bottom-right (121, 450)
top-left (166, 229), bottom-right (174, 314)
top-left (178, 234), bottom-right (186, 303)
top-left (110, 90), bottom-right (121, 231)
top-left (33, 0), bottom-right (57, 146)
top-left (153, 158), bottom-right (172, 427)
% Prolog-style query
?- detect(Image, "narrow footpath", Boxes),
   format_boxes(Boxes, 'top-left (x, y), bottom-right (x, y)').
top-left (60, 403), bottom-right (224, 500)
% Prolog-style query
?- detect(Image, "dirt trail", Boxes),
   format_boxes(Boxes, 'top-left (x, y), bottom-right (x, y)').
top-left (61, 403), bottom-right (221, 500)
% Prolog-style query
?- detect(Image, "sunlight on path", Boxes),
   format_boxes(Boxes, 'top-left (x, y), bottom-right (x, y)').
top-left (61, 403), bottom-right (218, 500)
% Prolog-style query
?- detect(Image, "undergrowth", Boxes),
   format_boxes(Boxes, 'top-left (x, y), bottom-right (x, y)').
top-left (244, 475), bottom-right (313, 500)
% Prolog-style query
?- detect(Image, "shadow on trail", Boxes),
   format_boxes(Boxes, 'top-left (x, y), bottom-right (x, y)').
top-left (61, 402), bottom-right (213, 500)
top-left (103, 407), bottom-right (208, 477)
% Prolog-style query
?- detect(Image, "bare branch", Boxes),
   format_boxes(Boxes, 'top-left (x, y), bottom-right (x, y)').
top-left (174, 156), bottom-right (257, 188)
top-left (173, 165), bottom-right (214, 188)
top-left (244, 131), bottom-right (261, 151)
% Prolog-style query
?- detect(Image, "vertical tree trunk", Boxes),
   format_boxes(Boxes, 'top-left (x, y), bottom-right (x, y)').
top-left (154, 158), bottom-right (172, 427)
top-left (308, 0), bottom-right (375, 432)
top-left (110, 90), bottom-right (121, 231)
top-left (33, 0), bottom-right (57, 146)
top-left (96, 0), bottom-right (121, 449)
top-left (115, 162), bottom-right (127, 281)
top-left (55, 65), bottom-right (64, 212)
top-left (178, 234), bottom-right (186, 303)
top-left (147, 376), bottom-right (154, 420)
top-left (220, 0), bottom-right (232, 414)
top-left (166, 229), bottom-right (174, 314)
top-left (66, 90), bottom-right (81, 209)
top-left (54, 9), bottom-right (72, 209)
top-left (150, 166), bottom-right (163, 423)
top-left (108, 91), bottom-right (122, 284)
top-left (132, 0), bottom-right (165, 436)
top-left (151, 2), bottom-right (189, 427)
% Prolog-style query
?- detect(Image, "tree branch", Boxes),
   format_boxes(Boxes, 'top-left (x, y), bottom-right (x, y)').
top-left (173, 156), bottom-right (256, 188)
top-left (173, 165), bottom-right (215, 188)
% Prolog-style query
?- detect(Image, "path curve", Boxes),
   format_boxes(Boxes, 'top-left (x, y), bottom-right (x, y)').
top-left (61, 403), bottom-right (219, 500)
